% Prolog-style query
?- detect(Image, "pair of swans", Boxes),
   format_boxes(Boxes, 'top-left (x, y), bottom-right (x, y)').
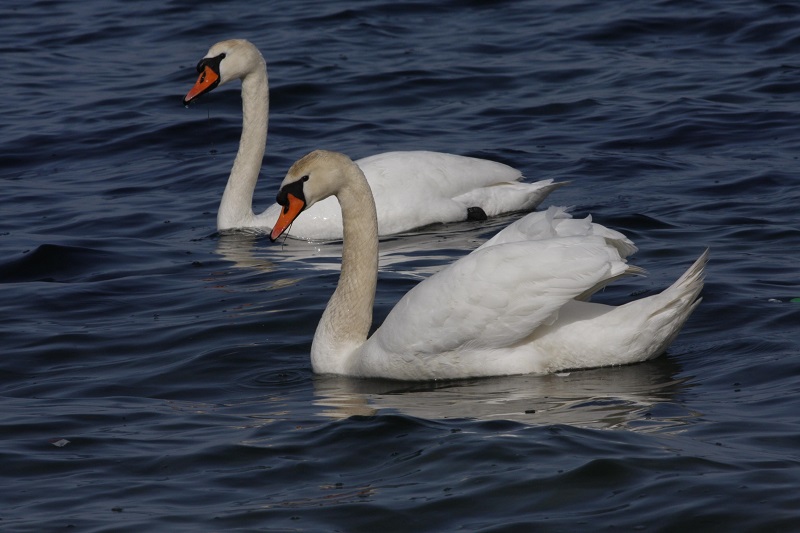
top-left (183, 39), bottom-right (564, 240)
top-left (185, 40), bottom-right (707, 380)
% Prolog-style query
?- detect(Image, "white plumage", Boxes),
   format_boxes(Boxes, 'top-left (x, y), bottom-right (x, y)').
top-left (184, 39), bottom-right (563, 240)
top-left (270, 150), bottom-right (708, 380)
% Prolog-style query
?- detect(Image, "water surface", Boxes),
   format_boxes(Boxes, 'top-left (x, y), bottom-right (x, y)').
top-left (2, 0), bottom-right (800, 531)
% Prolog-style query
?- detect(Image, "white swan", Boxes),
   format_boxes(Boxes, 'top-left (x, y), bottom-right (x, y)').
top-left (183, 39), bottom-right (564, 240)
top-left (270, 150), bottom-right (708, 380)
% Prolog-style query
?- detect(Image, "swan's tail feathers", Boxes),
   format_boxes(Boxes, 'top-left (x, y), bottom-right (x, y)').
top-left (640, 249), bottom-right (708, 358)
top-left (523, 180), bottom-right (570, 211)
top-left (455, 179), bottom-right (569, 217)
top-left (655, 248), bottom-right (708, 317)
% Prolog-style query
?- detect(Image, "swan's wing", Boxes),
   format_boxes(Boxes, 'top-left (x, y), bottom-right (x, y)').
top-left (476, 206), bottom-right (570, 250)
top-left (357, 151), bottom-right (523, 198)
top-left (358, 151), bottom-right (559, 235)
top-left (478, 206), bottom-right (638, 259)
top-left (370, 236), bottom-right (637, 358)
top-left (552, 214), bottom-right (638, 259)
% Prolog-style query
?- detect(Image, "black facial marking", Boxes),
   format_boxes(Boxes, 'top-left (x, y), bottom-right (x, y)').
top-left (276, 178), bottom-right (307, 213)
top-left (196, 52), bottom-right (226, 75)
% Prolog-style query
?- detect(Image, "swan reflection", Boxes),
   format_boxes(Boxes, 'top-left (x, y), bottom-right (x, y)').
top-left (214, 216), bottom-right (508, 279)
top-left (312, 357), bottom-right (695, 431)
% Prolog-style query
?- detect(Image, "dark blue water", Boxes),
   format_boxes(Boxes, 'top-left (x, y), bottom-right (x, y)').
top-left (2, 0), bottom-right (800, 531)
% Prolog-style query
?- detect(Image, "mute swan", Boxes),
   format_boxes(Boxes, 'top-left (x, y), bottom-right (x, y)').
top-left (183, 39), bottom-right (564, 240)
top-left (270, 150), bottom-right (708, 380)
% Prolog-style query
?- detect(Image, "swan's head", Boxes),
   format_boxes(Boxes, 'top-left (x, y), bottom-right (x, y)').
top-left (270, 150), bottom-right (357, 241)
top-left (183, 39), bottom-right (265, 105)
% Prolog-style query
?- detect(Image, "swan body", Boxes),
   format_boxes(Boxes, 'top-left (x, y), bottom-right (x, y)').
top-left (184, 39), bottom-right (564, 240)
top-left (270, 150), bottom-right (708, 380)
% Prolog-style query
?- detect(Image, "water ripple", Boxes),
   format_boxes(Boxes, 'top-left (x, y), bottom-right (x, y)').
top-left (2, 0), bottom-right (800, 530)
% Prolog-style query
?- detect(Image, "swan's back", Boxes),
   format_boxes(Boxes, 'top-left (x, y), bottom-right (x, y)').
top-left (359, 151), bottom-right (521, 197)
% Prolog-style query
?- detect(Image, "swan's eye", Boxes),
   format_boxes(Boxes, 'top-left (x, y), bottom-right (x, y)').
top-left (301, 176), bottom-right (309, 182)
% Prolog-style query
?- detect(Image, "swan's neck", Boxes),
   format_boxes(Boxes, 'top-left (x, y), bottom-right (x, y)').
top-left (217, 67), bottom-right (269, 230)
top-left (311, 172), bottom-right (379, 374)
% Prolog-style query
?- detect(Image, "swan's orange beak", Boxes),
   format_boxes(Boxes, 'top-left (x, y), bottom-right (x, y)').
top-left (270, 193), bottom-right (305, 241)
top-left (183, 66), bottom-right (220, 105)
